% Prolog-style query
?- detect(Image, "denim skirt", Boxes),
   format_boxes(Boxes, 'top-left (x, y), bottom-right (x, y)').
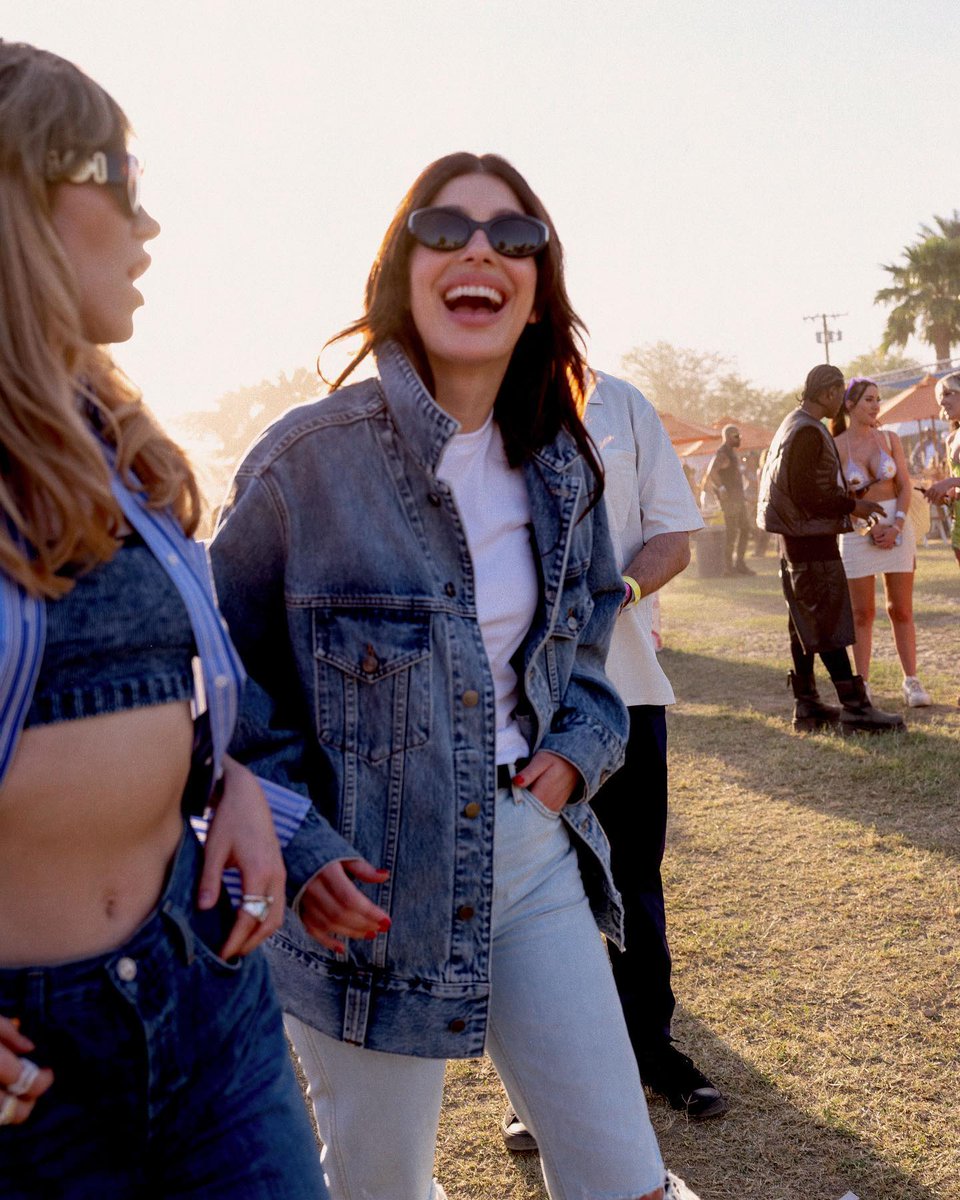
top-left (0, 825), bottom-right (327, 1199)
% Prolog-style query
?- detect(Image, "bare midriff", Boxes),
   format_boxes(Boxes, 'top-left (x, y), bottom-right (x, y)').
top-left (0, 701), bottom-right (194, 966)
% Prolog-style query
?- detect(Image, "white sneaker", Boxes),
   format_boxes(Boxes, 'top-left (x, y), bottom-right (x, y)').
top-left (665, 1170), bottom-right (702, 1200)
top-left (902, 676), bottom-right (931, 707)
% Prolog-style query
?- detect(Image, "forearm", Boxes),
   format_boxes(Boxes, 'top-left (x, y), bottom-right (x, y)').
top-left (622, 531), bottom-right (691, 598)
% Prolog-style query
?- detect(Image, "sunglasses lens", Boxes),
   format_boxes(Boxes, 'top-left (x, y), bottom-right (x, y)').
top-left (409, 209), bottom-right (470, 251)
top-left (487, 216), bottom-right (548, 257)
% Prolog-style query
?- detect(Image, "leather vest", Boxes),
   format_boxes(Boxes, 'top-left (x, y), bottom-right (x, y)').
top-left (757, 408), bottom-right (853, 537)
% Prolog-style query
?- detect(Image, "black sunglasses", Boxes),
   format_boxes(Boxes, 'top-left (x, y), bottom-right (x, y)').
top-left (407, 207), bottom-right (549, 258)
top-left (45, 149), bottom-right (142, 217)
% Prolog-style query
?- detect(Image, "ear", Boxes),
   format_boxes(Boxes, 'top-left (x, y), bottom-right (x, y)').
top-left (527, 309), bottom-right (538, 325)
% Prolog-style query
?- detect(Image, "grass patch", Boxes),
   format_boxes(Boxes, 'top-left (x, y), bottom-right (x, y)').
top-left (434, 545), bottom-right (960, 1199)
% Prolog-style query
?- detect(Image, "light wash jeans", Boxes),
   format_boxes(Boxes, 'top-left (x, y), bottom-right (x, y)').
top-left (285, 784), bottom-right (664, 1200)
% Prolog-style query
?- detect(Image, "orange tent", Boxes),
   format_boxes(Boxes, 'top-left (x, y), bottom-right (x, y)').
top-left (877, 374), bottom-right (940, 425)
top-left (658, 411), bottom-right (719, 444)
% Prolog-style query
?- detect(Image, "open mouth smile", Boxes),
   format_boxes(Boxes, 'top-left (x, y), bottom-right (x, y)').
top-left (442, 284), bottom-right (505, 314)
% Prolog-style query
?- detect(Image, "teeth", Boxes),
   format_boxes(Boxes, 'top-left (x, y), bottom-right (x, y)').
top-left (443, 284), bottom-right (504, 308)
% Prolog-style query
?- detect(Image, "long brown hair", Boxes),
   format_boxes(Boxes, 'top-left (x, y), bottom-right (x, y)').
top-left (0, 41), bottom-right (199, 597)
top-left (830, 377), bottom-right (875, 437)
top-left (322, 152), bottom-right (604, 499)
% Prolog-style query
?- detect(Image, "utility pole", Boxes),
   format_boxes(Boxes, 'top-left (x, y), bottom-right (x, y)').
top-left (803, 312), bottom-right (847, 364)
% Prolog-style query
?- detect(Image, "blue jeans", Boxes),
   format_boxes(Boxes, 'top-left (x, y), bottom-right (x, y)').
top-left (285, 784), bottom-right (664, 1200)
top-left (0, 827), bottom-right (327, 1199)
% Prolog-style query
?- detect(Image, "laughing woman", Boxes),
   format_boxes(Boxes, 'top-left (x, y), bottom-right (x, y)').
top-left (212, 153), bottom-right (675, 1200)
top-left (0, 43), bottom-right (336, 1198)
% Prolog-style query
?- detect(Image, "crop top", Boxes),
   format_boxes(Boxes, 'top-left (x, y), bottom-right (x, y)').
top-left (23, 531), bottom-right (195, 728)
top-left (845, 432), bottom-right (897, 491)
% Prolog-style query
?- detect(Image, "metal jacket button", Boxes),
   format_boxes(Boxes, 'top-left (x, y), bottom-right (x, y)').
top-left (116, 957), bottom-right (138, 982)
top-left (463, 802), bottom-right (481, 819)
top-left (444, 582), bottom-right (456, 597)
top-left (461, 689), bottom-right (479, 708)
top-left (448, 1018), bottom-right (466, 1033)
top-left (457, 905), bottom-right (475, 921)
top-left (428, 493), bottom-right (441, 507)
top-left (361, 644), bottom-right (378, 674)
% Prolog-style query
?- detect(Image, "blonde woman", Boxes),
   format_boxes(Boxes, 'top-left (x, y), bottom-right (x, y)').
top-left (831, 377), bottom-right (930, 707)
top-left (0, 42), bottom-right (337, 1197)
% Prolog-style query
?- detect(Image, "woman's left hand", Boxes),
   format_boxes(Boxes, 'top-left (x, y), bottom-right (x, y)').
top-left (871, 524), bottom-right (899, 550)
top-left (198, 756), bottom-right (286, 959)
top-left (512, 751), bottom-right (579, 813)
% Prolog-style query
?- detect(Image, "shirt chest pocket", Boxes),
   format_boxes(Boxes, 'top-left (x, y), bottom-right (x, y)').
top-left (313, 611), bottom-right (432, 765)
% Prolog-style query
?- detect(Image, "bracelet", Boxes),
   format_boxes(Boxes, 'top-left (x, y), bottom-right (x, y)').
top-left (894, 509), bottom-right (906, 522)
top-left (621, 575), bottom-right (642, 609)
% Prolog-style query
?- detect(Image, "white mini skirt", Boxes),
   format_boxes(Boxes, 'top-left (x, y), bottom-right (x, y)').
top-left (839, 497), bottom-right (916, 579)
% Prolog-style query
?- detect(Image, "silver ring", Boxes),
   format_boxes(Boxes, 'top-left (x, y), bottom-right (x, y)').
top-left (240, 894), bottom-right (274, 923)
top-left (7, 1057), bottom-right (39, 1097)
top-left (0, 1094), bottom-right (17, 1126)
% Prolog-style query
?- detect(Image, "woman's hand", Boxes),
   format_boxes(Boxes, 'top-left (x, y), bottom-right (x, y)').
top-left (198, 756), bottom-right (286, 959)
top-left (0, 1016), bottom-right (53, 1127)
top-left (870, 523), bottom-right (900, 550)
top-left (924, 478), bottom-right (960, 504)
top-left (512, 751), bottom-right (579, 813)
top-left (298, 860), bottom-right (392, 955)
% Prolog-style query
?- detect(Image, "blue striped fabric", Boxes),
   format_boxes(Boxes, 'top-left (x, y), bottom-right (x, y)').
top-left (0, 464), bottom-right (310, 864)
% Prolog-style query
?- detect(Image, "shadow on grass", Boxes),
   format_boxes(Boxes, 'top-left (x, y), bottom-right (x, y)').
top-left (662, 649), bottom-right (960, 861)
top-left (651, 1012), bottom-right (941, 1200)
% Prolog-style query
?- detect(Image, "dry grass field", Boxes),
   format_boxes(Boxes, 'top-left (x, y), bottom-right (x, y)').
top-left (432, 543), bottom-right (960, 1200)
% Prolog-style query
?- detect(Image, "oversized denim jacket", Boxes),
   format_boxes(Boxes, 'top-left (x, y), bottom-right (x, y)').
top-left (211, 342), bottom-right (628, 1058)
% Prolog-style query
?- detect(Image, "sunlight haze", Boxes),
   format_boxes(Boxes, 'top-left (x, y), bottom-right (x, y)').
top-left (4, 0), bottom-right (957, 427)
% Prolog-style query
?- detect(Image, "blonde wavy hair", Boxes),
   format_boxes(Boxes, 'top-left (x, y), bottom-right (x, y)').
top-left (0, 41), bottom-right (199, 597)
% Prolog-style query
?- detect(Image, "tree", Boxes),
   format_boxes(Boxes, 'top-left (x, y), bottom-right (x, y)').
top-left (178, 366), bottom-right (322, 511)
top-left (839, 347), bottom-right (922, 392)
top-left (875, 210), bottom-right (960, 368)
top-left (619, 341), bottom-right (790, 428)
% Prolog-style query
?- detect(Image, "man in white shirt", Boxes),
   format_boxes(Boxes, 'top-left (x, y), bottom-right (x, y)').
top-left (502, 372), bottom-right (727, 1152)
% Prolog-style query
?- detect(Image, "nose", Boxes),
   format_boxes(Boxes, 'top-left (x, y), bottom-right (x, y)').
top-left (459, 227), bottom-right (495, 260)
top-left (135, 205), bottom-right (161, 242)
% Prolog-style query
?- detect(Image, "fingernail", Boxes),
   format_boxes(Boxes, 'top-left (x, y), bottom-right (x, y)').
top-left (512, 775), bottom-right (525, 787)
top-left (378, 918), bottom-right (392, 932)
top-left (364, 931), bottom-right (377, 940)
top-left (197, 889), bottom-right (213, 908)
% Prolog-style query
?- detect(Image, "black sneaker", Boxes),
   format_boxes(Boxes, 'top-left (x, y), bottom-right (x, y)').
top-left (637, 1045), bottom-right (729, 1120)
top-left (500, 1104), bottom-right (538, 1152)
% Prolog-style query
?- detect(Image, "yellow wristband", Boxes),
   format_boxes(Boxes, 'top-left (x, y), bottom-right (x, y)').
top-left (622, 575), bottom-right (642, 608)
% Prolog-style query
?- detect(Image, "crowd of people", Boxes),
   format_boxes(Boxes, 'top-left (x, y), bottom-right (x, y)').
top-left (1, 38), bottom-right (955, 1200)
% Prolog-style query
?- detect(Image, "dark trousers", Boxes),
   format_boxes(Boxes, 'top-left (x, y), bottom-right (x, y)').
top-left (719, 494), bottom-right (752, 567)
top-left (591, 705), bottom-right (674, 1053)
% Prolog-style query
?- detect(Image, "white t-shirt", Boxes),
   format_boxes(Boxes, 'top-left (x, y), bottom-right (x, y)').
top-left (585, 372), bottom-right (704, 707)
top-left (437, 414), bottom-right (536, 764)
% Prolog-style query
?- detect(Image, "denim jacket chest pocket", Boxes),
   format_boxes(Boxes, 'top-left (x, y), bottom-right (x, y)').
top-left (312, 609), bottom-right (432, 764)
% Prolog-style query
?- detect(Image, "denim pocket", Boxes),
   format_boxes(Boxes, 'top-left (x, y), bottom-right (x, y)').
top-left (313, 609), bottom-right (432, 764)
top-left (520, 786), bottom-right (562, 820)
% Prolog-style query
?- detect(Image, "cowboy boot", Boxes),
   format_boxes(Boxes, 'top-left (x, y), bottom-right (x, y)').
top-left (788, 671), bottom-right (840, 732)
top-left (834, 676), bottom-right (906, 734)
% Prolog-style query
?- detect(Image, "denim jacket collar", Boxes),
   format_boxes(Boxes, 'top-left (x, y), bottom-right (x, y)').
top-left (375, 341), bottom-right (459, 475)
top-left (376, 338), bottom-right (581, 481)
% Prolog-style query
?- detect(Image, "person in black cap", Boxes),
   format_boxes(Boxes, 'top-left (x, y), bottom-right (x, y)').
top-left (757, 365), bottom-right (905, 732)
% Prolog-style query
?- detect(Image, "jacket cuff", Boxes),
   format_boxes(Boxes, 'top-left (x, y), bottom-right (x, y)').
top-left (282, 804), bottom-right (360, 908)
top-left (540, 716), bottom-right (625, 803)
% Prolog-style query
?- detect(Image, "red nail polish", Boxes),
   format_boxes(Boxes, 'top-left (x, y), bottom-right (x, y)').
top-left (364, 931), bottom-right (377, 940)
top-left (378, 918), bottom-right (392, 932)
top-left (512, 775), bottom-right (525, 787)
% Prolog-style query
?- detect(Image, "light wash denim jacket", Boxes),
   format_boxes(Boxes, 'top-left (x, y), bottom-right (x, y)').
top-left (211, 342), bottom-right (628, 1058)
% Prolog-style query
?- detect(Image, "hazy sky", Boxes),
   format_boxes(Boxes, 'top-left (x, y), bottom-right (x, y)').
top-left (5, 0), bottom-right (958, 425)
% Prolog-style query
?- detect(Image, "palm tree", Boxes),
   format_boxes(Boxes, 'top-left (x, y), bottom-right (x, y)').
top-left (875, 209), bottom-right (960, 368)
